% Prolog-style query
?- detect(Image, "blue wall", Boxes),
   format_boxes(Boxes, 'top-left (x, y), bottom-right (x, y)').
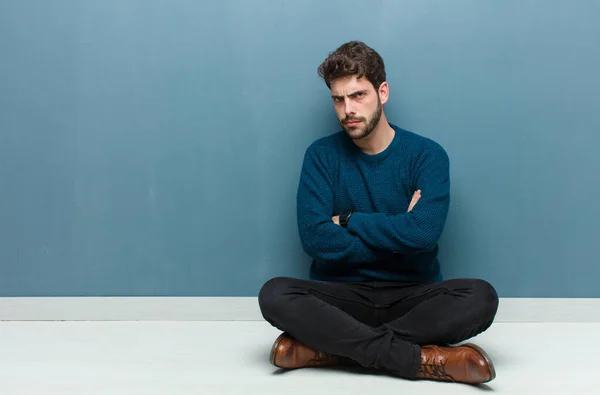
top-left (1, 1), bottom-right (599, 297)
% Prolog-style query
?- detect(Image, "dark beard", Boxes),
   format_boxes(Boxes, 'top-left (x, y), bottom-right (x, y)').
top-left (341, 98), bottom-right (382, 140)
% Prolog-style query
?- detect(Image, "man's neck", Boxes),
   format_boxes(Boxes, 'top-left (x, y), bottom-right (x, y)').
top-left (353, 115), bottom-right (395, 155)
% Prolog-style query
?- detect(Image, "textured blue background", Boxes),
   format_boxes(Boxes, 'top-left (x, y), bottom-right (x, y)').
top-left (1, 1), bottom-right (599, 296)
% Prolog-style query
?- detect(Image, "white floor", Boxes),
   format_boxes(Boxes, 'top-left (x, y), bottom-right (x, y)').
top-left (0, 321), bottom-right (596, 395)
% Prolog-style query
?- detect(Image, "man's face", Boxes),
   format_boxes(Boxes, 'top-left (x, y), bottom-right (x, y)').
top-left (330, 75), bottom-right (383, 140)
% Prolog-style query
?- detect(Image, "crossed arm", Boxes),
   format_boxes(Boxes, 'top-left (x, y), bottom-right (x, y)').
top-left (332, 189), bottom-right (421, 225)
top-left (296, 143), bottom-right (450, 264)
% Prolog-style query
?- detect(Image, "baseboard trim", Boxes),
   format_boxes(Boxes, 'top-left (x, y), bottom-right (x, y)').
top-left (0, 297), bottom-right (598, 322)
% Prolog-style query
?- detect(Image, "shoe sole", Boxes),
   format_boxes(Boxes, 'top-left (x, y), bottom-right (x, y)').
top-left (461, 343), bottom-right (496, 383)
top-left (269, 333), bottom-right (288, 367)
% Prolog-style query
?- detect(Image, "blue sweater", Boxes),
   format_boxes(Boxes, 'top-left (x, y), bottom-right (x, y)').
top-left (296, 124), bottom-right (450, 283)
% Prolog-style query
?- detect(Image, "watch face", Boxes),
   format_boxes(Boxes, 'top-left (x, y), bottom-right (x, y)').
top-left (340, 210), bottom-right (352, 226)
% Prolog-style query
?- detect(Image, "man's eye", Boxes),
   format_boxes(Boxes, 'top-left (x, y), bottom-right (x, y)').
top-left (356, 92), bottom-right (365, 98)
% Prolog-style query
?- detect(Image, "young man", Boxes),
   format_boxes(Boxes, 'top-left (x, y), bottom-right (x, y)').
top-left (258, 41), bottom-right (499, 384)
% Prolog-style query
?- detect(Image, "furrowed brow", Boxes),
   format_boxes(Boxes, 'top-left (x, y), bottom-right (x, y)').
top-left (332, 90), bottom-right (366, 99)
top-left (348, 90), bottom-right (366, 97)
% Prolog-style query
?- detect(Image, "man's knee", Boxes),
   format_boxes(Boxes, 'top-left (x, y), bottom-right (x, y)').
top-left (258, 277), bottom-right (293, 318)
top-left (438, 278), bottom-right (499, 344)
top-left (469, 279), bottom-right (499, 322)
top-left (445, 278), bottom-right (499, 321)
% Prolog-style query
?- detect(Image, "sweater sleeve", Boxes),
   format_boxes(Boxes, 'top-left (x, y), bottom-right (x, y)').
top-left (346, 144), bottom-right (450, 254)
top-left (296, 143), bottom-right (385, 264)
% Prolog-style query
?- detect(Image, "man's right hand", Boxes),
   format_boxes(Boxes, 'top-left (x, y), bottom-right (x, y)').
top-left (408, 190), bottom-right (421, 212)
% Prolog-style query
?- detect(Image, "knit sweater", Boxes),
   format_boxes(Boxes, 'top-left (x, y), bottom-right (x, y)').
top-left (296, 124), bottom-right (450, 283)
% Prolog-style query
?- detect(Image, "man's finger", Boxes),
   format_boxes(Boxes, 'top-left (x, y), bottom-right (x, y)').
top-left (408, 190), bottom-right (421, 212)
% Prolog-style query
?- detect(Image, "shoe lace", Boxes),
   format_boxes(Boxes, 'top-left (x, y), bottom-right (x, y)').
top-left (308, 350), bottom-right (337, 366)
top-left (419, 356), bottom-right (451, 381)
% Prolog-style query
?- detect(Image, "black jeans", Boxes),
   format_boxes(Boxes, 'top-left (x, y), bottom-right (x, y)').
top-left (258, 277), bottom-right (499, 379)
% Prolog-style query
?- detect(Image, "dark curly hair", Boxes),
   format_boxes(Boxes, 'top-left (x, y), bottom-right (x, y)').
top-left (317, 41), bottom-right (386, 90)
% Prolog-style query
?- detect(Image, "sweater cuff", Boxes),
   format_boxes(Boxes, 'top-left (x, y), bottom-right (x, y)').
top-left (346, 212), bottom-right (368, 235)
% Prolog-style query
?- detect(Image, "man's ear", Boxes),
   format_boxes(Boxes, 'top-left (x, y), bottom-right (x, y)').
top-left (378, 81), bottom-right (390, 105)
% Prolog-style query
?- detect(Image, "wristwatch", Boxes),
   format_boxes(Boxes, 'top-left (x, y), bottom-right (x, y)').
top-left (339, 209), bottom-right (354, 228)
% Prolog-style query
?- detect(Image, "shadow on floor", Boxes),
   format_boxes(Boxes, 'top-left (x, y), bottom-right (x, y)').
top-left (271, 364), bottom-right (496, 390)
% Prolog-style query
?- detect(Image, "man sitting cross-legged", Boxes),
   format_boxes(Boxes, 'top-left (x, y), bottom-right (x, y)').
top-left (259, 41), bottom-right (499, 384)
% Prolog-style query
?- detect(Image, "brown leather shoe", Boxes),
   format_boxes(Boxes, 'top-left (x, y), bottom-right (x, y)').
top-left (416, 343), bottom-right (496, 384)
top-left (269, 333), bottom-right (339, 369)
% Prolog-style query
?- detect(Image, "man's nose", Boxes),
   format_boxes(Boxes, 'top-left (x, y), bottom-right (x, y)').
top-left (344, 100), bottom-right (356, 116)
